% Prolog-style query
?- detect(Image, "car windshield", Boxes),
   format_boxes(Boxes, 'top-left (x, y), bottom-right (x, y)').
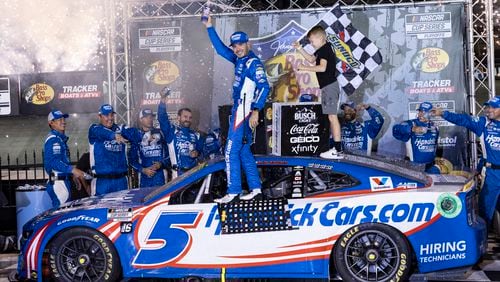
top-left (143, 162), bottom-right (208, 202)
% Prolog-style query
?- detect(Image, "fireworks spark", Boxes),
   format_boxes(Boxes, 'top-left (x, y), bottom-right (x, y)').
top-left (0, 0), bottom-right (106, 74)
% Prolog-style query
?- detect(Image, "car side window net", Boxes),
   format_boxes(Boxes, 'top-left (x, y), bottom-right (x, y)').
top-left (306, 169), bottom-right (358, 194)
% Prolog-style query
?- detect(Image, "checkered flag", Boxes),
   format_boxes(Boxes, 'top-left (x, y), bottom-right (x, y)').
top-left (299, 4), bottom-right (382, 96)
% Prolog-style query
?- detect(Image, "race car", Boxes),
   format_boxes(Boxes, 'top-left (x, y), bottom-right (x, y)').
top-left (16, 153), bottom-right (486, 282)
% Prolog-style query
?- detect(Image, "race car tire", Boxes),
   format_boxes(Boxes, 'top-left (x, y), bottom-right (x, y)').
top-left (47, 227), bottom-right (122, 282)
top-left (333, 223), bottom-right (412, 282)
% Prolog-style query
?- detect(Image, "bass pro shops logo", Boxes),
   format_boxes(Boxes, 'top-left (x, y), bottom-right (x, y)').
top-left (144, 60), bottom-right (180, 85)
top-left (411, 48), bottom-right (449, 73)
top-left (23, 83), bottom-right (55, 105)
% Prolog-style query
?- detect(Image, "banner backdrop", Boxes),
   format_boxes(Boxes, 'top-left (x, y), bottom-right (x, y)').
top-left (210, 3), bottom-right (468, 169)
top-left (19, 71), bottom-right (105, 115)
top-left (129, 18), bottom-right (214, 129)
top-left (128, 3), bottom-right (468, 169)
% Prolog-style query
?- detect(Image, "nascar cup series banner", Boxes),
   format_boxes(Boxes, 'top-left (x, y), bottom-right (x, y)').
top-left (19, 71), bottom-right (105, 115)
top-left (207, 3), bottom-right (468, 168)
top-left (128, 18), bottom-right (214, 130)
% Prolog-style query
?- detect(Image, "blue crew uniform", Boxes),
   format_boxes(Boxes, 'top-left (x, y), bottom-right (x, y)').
top-left (203, 129), bottom-right (222, 160)
top-left (128, 127), bottom-right (169, 187)
top-left (157, 102), bottom-right (203, 174)
top-left (207, 27), bottom-right (270, 195)
top-left (44, 129), bottom-right (73, 207)
top-left (89, 123), bottom-right (137, 195)
top-left (341, 106), bottom-right (384, 154)
top-left (393, 119), bottom-right (440, 173)
top-left (442, 109), bottom-right (500, 224)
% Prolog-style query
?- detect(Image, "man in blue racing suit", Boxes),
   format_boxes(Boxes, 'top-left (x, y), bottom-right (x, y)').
top-left (393, 102), bottom-right (440, 174)
top-left (44, 110), bottom-right (86, 207)
top-left (158, 97), bottom-right (203, 178)
top-left (433, 96), bottom-right (500, 226)
top-left (203, 128), bottom-right (222, 160)
top-left (341, 102), bottom-right (384, 155)
top-left (204, 15), bottom-right (270, 203)
top-left (89, 104), bottom-right (138, 195)
top-left (129, 109), bottom-right (170, 188)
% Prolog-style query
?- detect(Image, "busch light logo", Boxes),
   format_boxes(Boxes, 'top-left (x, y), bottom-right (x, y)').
top-left (294, 108), bottom-right (316, 123)
top-left (438, 136), bottom-right (457, 148)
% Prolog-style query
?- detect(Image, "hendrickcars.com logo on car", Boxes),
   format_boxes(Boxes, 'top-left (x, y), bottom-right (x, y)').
top-left (205, 201), bottom-right (435, 234)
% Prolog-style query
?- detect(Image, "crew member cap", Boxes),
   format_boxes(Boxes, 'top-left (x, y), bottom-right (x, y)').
top-left (139, 108), bottom-right (155, 118)
top-left (48, 110), bottom-right (69, 122)
top-left (484, 97), bottom-right (500, 109)
top-left (417, 102), bottom-right (433, 112)
top-left (99, 104), bottom-right (115, 115)
top-left (341, 102), bottom-right (356, 110)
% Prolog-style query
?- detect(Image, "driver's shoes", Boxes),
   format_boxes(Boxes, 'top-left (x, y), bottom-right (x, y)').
top-left (214, 194), bottom-right (238, 204)
top-left (240, 189), bottom-right (262, 201)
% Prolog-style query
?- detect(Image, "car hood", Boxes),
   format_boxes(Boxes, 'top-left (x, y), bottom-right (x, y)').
top-left (24, 188), bottom-right (156, 230)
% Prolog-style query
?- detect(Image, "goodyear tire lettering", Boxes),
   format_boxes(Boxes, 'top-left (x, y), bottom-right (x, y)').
top-left (334, 223), bottom-right (412, 282)
top-left (47, 227), bottom-right (121, 281)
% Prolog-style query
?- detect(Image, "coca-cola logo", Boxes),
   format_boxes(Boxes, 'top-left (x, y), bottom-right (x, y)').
top-left (289, 123), bottom-right (319, 135)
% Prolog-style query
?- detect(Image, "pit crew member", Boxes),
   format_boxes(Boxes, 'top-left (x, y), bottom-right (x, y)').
top-left (158, 97), bottom-right (203, 177)
top-left (393, 102), bottom-right (440, 173)
top-left (44, 110), bottom-right (86, 207)
top-left (341, 102), bottom-right (384, 155)
top-left (433, 96), bottom-right (500, 225)
top-left (88, 104), bottom-right (138, 195)
top-left (129, 109), bottom-right (170, 188)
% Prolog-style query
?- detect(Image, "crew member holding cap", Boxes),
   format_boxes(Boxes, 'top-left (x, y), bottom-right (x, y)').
top-left (203, 14), bottom-right (270, 203)
top-left (44, 110), bottom-right (86, 207)
top-left (393, 102), bottom-right (440, 173)
top-left (129, 109), bottom-right (170, 188)
top-left (88, 104), bottom-right (138, 195)
top-left (341, 102), bottom-right (384, 155)
top-left (432, 97), bottom-right (500, 226)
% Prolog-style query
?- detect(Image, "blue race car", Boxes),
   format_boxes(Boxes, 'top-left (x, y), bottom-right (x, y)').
top-left (16, 154), bottom-right (486, 282)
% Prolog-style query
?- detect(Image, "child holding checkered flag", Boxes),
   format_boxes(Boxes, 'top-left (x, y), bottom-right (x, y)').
top-left (293, 26), bottom-right (343, 159)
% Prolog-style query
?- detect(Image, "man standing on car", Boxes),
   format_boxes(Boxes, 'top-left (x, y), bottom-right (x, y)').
top-left (393, 102), bottom-right (440, 174)
top-left (432, 96), bottom-right (500, 226)
top-left (158, 93), bottom-right (203, 177)
top-left (129, 108), bottom-right (170, 188)
top-left (203, 14), bottom-right (270, 203)
top-left (340, 102), bottom-right (384, 155)
top-left (44, 109), bottom-right (86, 207)
top-left (89, 104), bottom-right (138, 195)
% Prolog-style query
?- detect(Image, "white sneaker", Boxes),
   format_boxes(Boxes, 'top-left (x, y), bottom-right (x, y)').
top-left (214, 194), bottom-right (238, 204)
top-left (319, 148), bottom-right (344, 159)
top-left (240, 189), bottom-right (262, 201)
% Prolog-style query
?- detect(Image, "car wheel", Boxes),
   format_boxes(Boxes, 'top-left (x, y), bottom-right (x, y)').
top-left (334, 223), bottom-right (412, 282)
top-left (48, 227), bottom-right (122, 282)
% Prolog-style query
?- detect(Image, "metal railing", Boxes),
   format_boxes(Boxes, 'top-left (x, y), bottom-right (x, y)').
top-left (0, 150), bottom-right (82, 208)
